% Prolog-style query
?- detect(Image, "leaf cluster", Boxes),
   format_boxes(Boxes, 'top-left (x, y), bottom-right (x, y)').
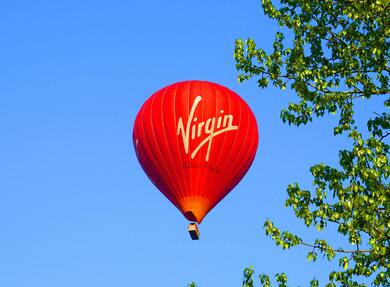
top-left (234, 0), bottom-right (389, 286)
top-left (235, 0), bottom-right (389, 133)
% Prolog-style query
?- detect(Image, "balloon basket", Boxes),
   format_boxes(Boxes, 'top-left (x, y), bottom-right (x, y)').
top-left (188, 223), bottom-right (200, 240)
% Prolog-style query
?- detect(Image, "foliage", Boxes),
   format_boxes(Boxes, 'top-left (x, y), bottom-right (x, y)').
top-left (243, 267), bottom-right (319, 287)
top-left (234, 0), bottom-right (389, 286)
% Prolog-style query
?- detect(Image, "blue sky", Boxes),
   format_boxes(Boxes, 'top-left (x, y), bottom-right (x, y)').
top-left (0, 1), bottom-right (381, 286)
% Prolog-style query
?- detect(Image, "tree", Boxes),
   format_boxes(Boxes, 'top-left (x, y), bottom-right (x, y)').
top-left (234, 0), bottom-right (389, 286)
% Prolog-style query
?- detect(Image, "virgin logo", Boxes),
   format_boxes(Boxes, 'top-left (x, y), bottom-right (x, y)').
top-left (177, 96), bottom-right (239, 162)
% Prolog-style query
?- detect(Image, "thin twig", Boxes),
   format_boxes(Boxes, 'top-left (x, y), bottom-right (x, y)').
top-left (299, 242), bottom-right (371, 253)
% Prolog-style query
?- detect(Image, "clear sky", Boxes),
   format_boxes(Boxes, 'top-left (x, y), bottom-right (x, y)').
top-left (0, 1), bottom-right (381, 286)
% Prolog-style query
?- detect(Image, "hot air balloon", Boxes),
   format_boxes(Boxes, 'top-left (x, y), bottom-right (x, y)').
top-left (133, 80), bottom-right (258, 239)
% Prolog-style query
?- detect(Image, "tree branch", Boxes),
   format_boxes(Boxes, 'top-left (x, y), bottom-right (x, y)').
top-left (379, 132), bottom-right (390, 142)
top-left (299, 242), bottom-right (371, 254)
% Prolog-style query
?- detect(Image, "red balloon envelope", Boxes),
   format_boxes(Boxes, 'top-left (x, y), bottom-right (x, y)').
top-left (133, 80), bottom-right (259, 224)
